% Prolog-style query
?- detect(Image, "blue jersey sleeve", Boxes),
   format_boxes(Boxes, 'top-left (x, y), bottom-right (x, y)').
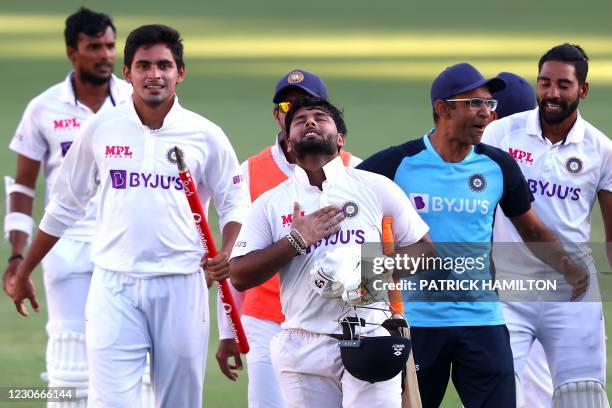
top-left (357, 139), bottom-right (425, 181)
top-left (476, 143), bottom-right (533, 218)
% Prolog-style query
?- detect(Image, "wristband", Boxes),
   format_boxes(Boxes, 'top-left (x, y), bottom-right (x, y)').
top-left (4, 212), bottom-right (34, 241)
top-left (286, 233), bottom-right (307, 255)
top-left (8, 254), bottom-right (23, 262)
top-left (290, 227), bottom-right (308, 248)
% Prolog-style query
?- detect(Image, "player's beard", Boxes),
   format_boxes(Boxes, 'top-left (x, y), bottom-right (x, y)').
top-left (538, 96), bottom-right (580, 125)
top-left (292, 137), bottom-right (336, 159)
top-left (79, 67), bottom-right (112, 86)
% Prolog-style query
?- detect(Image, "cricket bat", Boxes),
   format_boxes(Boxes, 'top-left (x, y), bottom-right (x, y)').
top-left (175, 147), bottom-right (250, 354)
top-left (382, 216), bottom-right (422, 408)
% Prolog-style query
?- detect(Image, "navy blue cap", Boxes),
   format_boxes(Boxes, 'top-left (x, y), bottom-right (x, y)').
top-left (492, 72), bottom-right (536, 118)
top-left (430, 63), bottom-right (506, 106)
top-left (273, 69), bottom-right (328, 103)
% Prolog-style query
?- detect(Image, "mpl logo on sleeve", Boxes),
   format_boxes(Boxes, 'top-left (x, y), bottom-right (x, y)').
top-left (53, 118), bottom-right (81, 131)
top-left (105, 145), bottom-right (133, 159)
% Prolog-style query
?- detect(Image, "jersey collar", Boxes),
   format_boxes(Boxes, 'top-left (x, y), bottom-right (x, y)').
top-left (272, 133), bottom-right (295, 171)
top-left (59, 71), bottom-right (127, 107)
top-left (526, 107), bottom-right (585, 145)
top-left (127, 95), bottom-right (182, 130)
top-left (423, 131), bottom-right (475, 163)
top-left (293, 155), bottom-right (345, 188)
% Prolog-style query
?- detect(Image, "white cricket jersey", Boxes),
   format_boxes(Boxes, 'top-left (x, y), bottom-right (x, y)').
top-left (231, 157), bottom-right (429, 334)
top-left (9, 72), bottom-right (132, 242)
top-left (40, 98), bottom-right (250, 275)
top-left (239, 134), bottom-right (362, 186)
top-left (482, 108), bottom-right (612, 276)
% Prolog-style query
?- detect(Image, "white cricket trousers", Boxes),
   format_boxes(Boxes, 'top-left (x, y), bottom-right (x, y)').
top-left (85, 267), bottom-right (209, 408)
top-left (503, 301), bottom-right (606, 387)
top-left (523, 339), bottom-right (554, 408)
top-left (242, 315), bottom-right (283, 408)
top-left (270, 328), bottom-right (401, 408)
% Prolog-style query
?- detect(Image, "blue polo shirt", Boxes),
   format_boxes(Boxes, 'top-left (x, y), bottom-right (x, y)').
top-left (358, 133), bottom-right (532, 327)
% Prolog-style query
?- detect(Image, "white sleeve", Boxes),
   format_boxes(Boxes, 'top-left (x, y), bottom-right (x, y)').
top-left (369, 175), bottom-right (429, 246)
top-left (202, 127), bottom-right (250, 231)
top-left (39, 118), bottom-right (99, 236)
top-left (598, 136), bottom-right (612, 192)
top-left (348, 154), bottom-right (363, 168)
top-left (240, 160), bottom-right (250, 194)
top-left (217, 280), bottom-right (245, 340)
top-left (481, 119), bottom-right (504, 147)
top-left (9, 99), bottom-right (48, 161)
top-left (230, 193), bottom-right (273, 259)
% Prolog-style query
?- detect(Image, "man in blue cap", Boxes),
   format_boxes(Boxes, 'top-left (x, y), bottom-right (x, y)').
top-left (358, 62), bottom-right (587, 407)
top-left (215, 69), bottom-right (360, 407)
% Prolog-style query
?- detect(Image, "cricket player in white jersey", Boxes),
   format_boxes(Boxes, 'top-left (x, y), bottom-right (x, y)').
top-left (482, 43), bottom-right (612, 408)
top-left (230, 96), bottom-right (431, 408)
top-left (489, 71), bottom-right (556, 408)
top-left (2, 8), bottom-right (131, 407)
top-left (215, 68), bottom-right (361, 408)
top-left (9, 24), bottom-right (250, 408)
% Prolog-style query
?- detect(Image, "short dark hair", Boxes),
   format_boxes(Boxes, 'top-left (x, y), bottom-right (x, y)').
top-left (538, 43), bottom-right (589, 83)
top-left (64, 7), bottom-right (115, 49)
top-left (285, 96), bottom-right (347, 137)
top-left (124, 25), bottom-right (185, 70)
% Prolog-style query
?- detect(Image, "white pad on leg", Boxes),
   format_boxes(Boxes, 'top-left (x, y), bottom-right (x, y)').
top-left (46, 332), bottom-right (88, 406)
top-left (553, 380), bottom-right (610, 408)
top-left (140, 353), bottom-right (155, 408)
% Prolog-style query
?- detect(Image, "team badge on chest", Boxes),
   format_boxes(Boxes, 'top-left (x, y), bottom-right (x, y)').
top-left (342, 201), bottom-right (360, 218)
top-left (565, 157), bottom-right (583, 175)
top-left (468, 173), bottom-right (487, 192)
top-left (166, 146), bottom-right (184, 165)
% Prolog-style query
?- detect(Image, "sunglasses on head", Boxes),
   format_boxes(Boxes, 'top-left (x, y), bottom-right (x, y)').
top-left (277, 101), bottom-right (292, 113)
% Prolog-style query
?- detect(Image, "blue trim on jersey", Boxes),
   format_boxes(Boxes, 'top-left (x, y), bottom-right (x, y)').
top-left (359, 133), bottom-right (532, 327)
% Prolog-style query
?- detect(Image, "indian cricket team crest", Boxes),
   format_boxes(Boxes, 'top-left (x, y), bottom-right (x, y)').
top-left (468, 173), bottom-right (487, 192)
top-left (166, 146), bottom-right (184, 165)
top-left (342, 201), bottom-right (359, 218)
top-left (287, 70), bottom-right (305, 84)
top-left (565, 157), bottom-right (583, 175)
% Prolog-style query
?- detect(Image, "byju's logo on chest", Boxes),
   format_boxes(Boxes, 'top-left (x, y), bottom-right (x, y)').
top-left (409, 193), bottom-right (490, 215)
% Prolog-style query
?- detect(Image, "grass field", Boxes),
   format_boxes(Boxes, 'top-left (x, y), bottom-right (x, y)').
top-left (0, 0), bottom-right (610, 406)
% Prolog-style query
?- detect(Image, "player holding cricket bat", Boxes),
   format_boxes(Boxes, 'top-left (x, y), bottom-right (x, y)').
top-left (9, 24), bottom-right (250, 407)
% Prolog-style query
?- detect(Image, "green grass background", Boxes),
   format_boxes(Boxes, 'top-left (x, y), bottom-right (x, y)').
top-left (0, 0), bottom-right (610, 406)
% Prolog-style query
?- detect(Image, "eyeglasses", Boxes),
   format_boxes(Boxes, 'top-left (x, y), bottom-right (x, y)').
top-left (277, 101), bottom-right (292, 113)
top-left (445, 98), bottom-right (498, 112)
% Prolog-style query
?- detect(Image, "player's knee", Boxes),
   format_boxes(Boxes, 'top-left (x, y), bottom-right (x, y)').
top-left (552, 380), bottom-right (609, 408)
